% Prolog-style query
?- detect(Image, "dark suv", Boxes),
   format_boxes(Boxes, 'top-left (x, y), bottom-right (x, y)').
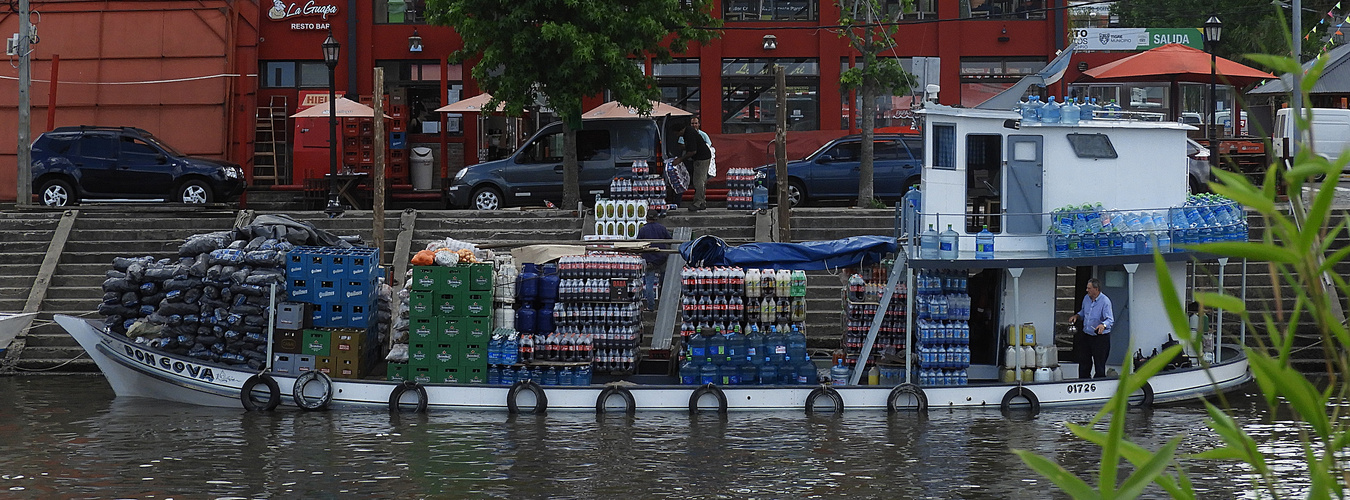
top-left (754, 133), bottom-right (923, 207)
top-left (31, 126), bottom-right (246, 207)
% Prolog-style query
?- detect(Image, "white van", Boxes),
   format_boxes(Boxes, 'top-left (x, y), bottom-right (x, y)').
top-left (1274, 107), bottom-right (1350, 164)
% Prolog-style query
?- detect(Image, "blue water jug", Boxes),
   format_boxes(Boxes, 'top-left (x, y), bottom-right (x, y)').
top-left (939, 224), bottom-right (960, 259)
top-left (920, 224), bottom-right (940, 259)
top-left (1080, 98), bottom-right (1097, 121)
top-left (487, 365), bottom-right (501, 385)
top-left (700, 360), bottom-right (718, 384)
top-left (797, 358), bottom-right (816, 384)
top-left (830, 360), bottom-right (851, 386)
top-left (786, 325), bottom-right (807, 361)
top-left (1061, 99), bottom-right (1080, 125)
top-left (738, 364), bottom-right (758, 386)
top-left (975, 225), bottom-right (994, 259)
top-left (538, 263), bottom-right (559, 301)
top-left (518, 263), bottom-right (539, 303)
top-left (1041, 96), bottom-right (1062, 123)
top-left (758, 363), bottom-right (779, 385)
top-left (752, 182), bottom-right (769, 210)
top-left (515, 302), bottom-right (536, 335)
top-left (576, 365), bottom-right (592, 386)
top-left (542, 366), bottom-right (558, 386)
top-left (559, 366), bottom-right (574, 386)
top-left (680, 361), bottom-right (699, 385)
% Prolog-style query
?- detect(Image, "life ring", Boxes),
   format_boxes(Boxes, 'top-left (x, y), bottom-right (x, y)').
top-left (688, 383), bottom-right (728, 414)
top-left (388, 380), bottom-right (428, 413)
top-left (805, 386), bottom-right (845, 414)
top-left (240, 373), bottom-right (280, 411)
top-left (292, 371), bottom-right (333, 411)
top-left (1000, 386), bottom-right (1040, 414)
top-left (508, 380), bottom-right (548, 414)
top-left (596, 386), bottom-right (636, 415)
top-left (1129, 381), bottom-right (1155, 409)
top-left (886, 383), bottom-right (929, 413)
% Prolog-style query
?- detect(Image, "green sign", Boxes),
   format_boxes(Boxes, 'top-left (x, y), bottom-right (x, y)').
top-left (1141, 28), bottom-right (1204, 50)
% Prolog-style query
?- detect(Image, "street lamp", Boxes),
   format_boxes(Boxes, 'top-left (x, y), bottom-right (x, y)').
top-left (1204, 14), bottom-right (1222, 175)
top-left (322, 31), bottom-right (344, 218)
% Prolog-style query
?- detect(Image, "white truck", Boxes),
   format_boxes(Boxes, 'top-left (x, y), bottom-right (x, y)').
top-left (1274, 107), bottom-right (1350, 166)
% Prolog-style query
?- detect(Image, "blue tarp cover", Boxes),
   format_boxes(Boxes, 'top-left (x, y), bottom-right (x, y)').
top-left (678, 235), bottom-right (897, 271)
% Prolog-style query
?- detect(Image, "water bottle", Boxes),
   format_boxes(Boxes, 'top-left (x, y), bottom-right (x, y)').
top-left (787, 325), bottom-right (807, 361)
top-left (902, 186), bottom-right (923, 236)
top-left (975, 225), bottom-right (994, 259)
top-left (1080, 97), bottom-right (1096, 121)
top-left (920, 224), bottom-right (940, 259)
top-left (797, 357), bottom-right (816, 384)
top-left (752, 181), bottom-right (769, 210)
top-left (576, 364), bottom-right (592, 386)
top-left (700, 362), bottom-right (718, 385)
top-left (830, 360), bottom-right (851, 386)
top-left (1041, 96), bottom-right (1062, 123)
top-left (939, 224), bottom-right (959, 259)
top-left (758, 362), bottom-right (779, 385)
top-left (1061, 98), bottom-right (1080, 125)
top-left (559, 366), bottom-right (574, 386)
top-left (738, 363), bottom-right (758, 386)
top-left (680, 360), bottom-right (699, 384)
top-left (1021, 95), bottom-right (1042, 122)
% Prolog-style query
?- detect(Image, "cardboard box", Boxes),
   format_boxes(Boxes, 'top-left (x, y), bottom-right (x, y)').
top-left (315, 355), bottom-right (335, 376)
top-left (332, 329), bottom-right (365, 355)
top-left (294, 354), bottom-right (315, 373)
top-left (335, 357), bottom-right (362, 379)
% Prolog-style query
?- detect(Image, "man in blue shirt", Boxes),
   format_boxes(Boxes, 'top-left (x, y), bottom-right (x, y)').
top-left (637, 212), bottom-right (672, 311)
top-left (1068, 278), bottom-right (1114, 379)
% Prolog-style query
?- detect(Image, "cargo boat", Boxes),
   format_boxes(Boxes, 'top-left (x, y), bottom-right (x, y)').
top-left (57, 102), bottom-right (1251, 413)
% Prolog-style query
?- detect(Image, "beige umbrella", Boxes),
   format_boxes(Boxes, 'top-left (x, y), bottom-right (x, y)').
top-left (290, 97), bottom-right (391, 118)
top-left (582, 100), bottom-right (692, 119)
top-left (436, 93), bottom-right (506, 113)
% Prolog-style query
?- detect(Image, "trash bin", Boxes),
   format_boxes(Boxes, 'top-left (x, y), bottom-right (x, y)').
top-left (411, 147), bottom-right (434, 191)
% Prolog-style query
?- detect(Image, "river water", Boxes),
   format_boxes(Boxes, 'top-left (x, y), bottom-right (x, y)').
top-left (0, 376), bottom-right (1306, 499)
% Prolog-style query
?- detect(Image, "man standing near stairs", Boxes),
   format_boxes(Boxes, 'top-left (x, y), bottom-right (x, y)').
top-left (638, 211), bottom-right (672, 312)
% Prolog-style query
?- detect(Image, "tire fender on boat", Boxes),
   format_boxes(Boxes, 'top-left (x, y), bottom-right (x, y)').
top-left (1130, 381), bottom-right (1155, 409)
top-left (1000, 386), bottom-right (1040, 414)
top-left (508, 380), bottom-right (548, 414)
top-left (292, 370), bottom-right (334, 411)
top-left (596, 385), bottom-right (636, 415)
top-left (388, 380), bottom-right (429, 413)
top-left (887, 383), bottom-right (929, 413)
top-left (688, 383), bottom-right (728, 414)
top-left (240, 373), bottom-right (281, 411)
top-left (805, 385), bottom-right (845, 414)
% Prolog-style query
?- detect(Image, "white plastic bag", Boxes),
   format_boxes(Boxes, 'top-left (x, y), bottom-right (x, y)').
top-left (707, 146), bottom-right (717, 177)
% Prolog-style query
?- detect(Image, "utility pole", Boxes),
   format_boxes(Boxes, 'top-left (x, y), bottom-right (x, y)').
top-left (775, 65), bottom-right (789, 241)
top-left (16, 0), bottom-right (32, 207)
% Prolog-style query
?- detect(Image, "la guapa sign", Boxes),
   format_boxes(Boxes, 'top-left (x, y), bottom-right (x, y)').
top-left (268, 0), bottom-right (339, 31)
top-left (1071, 28), bottom-right (1204, 51)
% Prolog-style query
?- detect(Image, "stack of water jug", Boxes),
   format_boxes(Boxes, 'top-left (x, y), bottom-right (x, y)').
top-left (915, 269), bottom-right (971, 386)
top-left (1045, 194), bottom-right (1247, 258)
top-left (1018, 95), bottom-right (1122, 124)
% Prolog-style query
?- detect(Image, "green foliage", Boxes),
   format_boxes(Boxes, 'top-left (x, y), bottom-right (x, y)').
top-left (1110, 0), bottom-right (1341, 63)
top-left (425, 0), bottom-right (720, 207)
top-left (1016, 49), bottom-right (1350, 498)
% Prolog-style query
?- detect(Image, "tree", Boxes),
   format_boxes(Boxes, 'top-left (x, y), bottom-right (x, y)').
top-left (838, 0), bottom-right (917, 208)
top-left (1111, 0), bottom-right (1340, 63)
top-left (425, 0), bottom-right (719, 210)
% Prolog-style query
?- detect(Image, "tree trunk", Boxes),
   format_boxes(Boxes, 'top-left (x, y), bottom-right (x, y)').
top-left (857, 50), bottom-right (877, 208)
top-left (562, 127), bottom-right (579, 210)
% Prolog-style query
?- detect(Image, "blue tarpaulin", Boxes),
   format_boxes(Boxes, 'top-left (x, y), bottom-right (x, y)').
top-left (678, 235), bottom-right (897, 271)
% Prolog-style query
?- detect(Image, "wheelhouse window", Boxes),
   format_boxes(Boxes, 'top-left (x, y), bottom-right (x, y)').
top-left (966, 134), bottom-right (1003, 233)
top-left (933, 124), bottom-right (956, 170)
top-left (1066, 133), bottom-right (1118, 159)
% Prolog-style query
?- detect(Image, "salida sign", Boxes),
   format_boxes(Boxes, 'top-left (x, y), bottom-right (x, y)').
top-left (268, 0), bottom-right (339, 31)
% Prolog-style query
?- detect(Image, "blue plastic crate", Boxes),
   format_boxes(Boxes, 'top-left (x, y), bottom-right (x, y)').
top-left (390, 132), bottom-right (406, 149)
top-left (288, 278), bottom-right (313, 301)
top-left (347, 303), bottom-right (371, 328)
top-left (347, 249), bottom-right (379, 281)
top-left (313, 301), bottom-right (347, 329)
top-left (340, 277), bottom-right (375, 303)
top-left (286, 250), bottom-right (307, 280)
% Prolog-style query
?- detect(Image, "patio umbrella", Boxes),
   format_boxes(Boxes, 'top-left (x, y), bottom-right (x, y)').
top-left (290, 97), bottom-right (391, 118)
top-left (1077, 43), bottom-right (1274, 119)
top-left (435, 93), bottom-right (505, 113)
top-left (582, 100), bottom-right (692, 119)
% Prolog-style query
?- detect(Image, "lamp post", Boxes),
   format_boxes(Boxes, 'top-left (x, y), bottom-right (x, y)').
top-left (322, 32), bottom-right (344, 218)
top-left (1204, 15), bottom-right (1222, 174)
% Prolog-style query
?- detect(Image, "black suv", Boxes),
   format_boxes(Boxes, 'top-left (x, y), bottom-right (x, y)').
top-left (31, 126), bottom-right (245, 207)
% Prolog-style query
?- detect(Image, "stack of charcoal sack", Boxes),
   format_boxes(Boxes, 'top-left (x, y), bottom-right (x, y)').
top-left (98, 215), bottom-right (391, 371)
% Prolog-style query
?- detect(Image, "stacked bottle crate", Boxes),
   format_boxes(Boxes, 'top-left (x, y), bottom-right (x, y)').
top-left (914, 269), bottom-right (971, 386)
top-left (842, 259), bottom-right (907, 372)
top-left (284, 246), bottom-right (382, 379)
top-left (677, 267), bottom-right (814, 385)
top-left (387, 100), bottom-right (409, 184)
top-left (552, 254), bottom-right (642, 376)
top-left (404, 262), bottom-right (495, 384)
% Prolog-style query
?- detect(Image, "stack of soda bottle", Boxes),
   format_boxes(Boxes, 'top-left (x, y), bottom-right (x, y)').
top-left (843, 259), bottom-right (907, 372)
top-left (553, 253), bottom-right (643, 375)
top-left (677, 266), bottom-right (816, 385)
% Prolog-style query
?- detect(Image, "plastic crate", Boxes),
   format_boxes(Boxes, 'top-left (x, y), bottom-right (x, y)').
top-left (302, 329), bottom-right (330, 357)
top-left (274, 330), bottom-right (301, 354)
top-left (409, 291), bottom-right (434, 318)
top-left (464, 293), bottom-right (490, 317)
top-left (437, 317), bottom-right (462, 343)
top-left (387, 362), bottom-right (409, 382)
top-left (411, 266), bottom-right (443, 292)
top-left (409, 317), bottom-right (436, 342)
top-left (468, 263), bottom-right (493, 291)
top-left (463, 317), bottom-right (491, 342)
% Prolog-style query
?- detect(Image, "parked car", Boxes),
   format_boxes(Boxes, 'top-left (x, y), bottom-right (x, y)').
top-left (1186, 138), bottom-right (1212, 193)
top-left (444, 118), bottom-right (660, 210)
top-left (31, 126), bottom-right (245, 207)
top-left (753, 134), bottom-right (923, 207)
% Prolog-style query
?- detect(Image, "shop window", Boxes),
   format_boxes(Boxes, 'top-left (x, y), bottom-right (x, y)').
top-left (932, 124), bottom-right (955, 170)
top-left (721, 58), bottom-right (818, 134)
top-left (959, 57), bottom-right (1046, 107)
top-left (262, 61), bottom-right (330, 89)
top-left (373, 0), bottom-right (425, 24)
top-left (723, 0), bottom-right (816, 21)
top-left (840, 57), bottom-right (918, 130)
top-left (377, 60), bottom-right (463, 135)
top-left (655, 59), bottom-right (702, 114)
top-left (966, 134), bottom-right (1003, 233)
top-left (961, 0), bottom-right (1045, 19)
top-left (894, 0), bottom-right (936, 19)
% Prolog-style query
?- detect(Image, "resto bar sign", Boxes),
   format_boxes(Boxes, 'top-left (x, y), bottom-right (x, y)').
top-left (268, 0), bottom-right (339, 30)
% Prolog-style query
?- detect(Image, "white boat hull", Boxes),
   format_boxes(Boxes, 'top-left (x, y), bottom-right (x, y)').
top-left (57, 314), bottom-right (1251, 412)
top-left (0, 312), bottom-right (37, 350)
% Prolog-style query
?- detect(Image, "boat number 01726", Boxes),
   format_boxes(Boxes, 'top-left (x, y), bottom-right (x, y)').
top-left (1066, 383), bottom-right (1097, 394)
